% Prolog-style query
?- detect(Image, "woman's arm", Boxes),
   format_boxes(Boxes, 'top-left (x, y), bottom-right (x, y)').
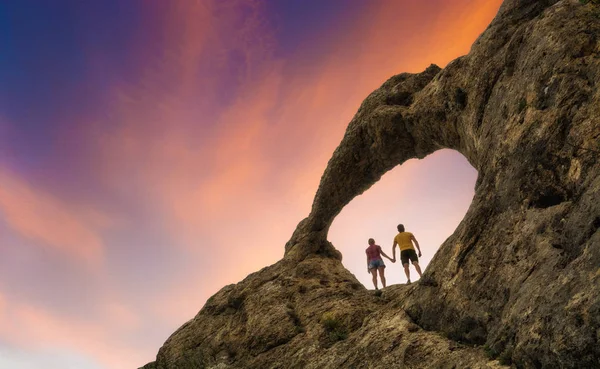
top-left (379, 246), bottom-right (393, 261)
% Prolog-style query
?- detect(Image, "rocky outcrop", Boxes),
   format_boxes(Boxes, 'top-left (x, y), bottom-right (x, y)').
top-left (141, 0), bottom-right (600, 368)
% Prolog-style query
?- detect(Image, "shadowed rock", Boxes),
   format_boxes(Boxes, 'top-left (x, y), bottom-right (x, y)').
top-left (142, 1), bottom-right (600, 368)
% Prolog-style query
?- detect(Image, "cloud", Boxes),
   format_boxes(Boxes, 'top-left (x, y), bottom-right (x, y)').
top-left (0, 346), bottom-right (103, 369)
top-left (0, 278), bottom-right (152, 368)
top-left (0, 301), bottom-right (144, 369)
top-left (0, 292), bottom-right (5, 322)
top-left (86, 0), bottom-right (282, 247)
top-left (0, 168), bottom-right (111, 266)
top-left (78, 0), bottom-right (503, 269)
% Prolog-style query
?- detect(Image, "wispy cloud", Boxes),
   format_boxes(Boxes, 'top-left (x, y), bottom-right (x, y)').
top-left (0, 168), bottom-right (111, 265)
top-left (0, 301), bottom-right (144, 369)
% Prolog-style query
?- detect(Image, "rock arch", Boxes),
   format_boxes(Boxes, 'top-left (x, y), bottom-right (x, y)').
top-left (284, 0), bottom-right (599, 364)
top-left (284, 64), bottom-right (468, 260)
top-left (142, 1), bottom-right (600, 367)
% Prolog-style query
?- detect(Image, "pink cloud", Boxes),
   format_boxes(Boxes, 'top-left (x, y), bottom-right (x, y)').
top-left (76, 0), bottom-right (503, 268)
top-left (0, 168), bottom-right (110, 266)
top-left (84, 0), bottom-right (282, 249)
top-left (0, 291), bottom-right (5, 321)
top-left (2, 301), bottom-right (145, 369)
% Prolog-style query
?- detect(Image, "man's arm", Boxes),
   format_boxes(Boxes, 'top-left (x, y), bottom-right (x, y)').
top-left (392, 241), bottom-right (397, 262)
top-left (411, 235), bottom-right (422, 257)
top-left (366, 253), bottom-right (370, 273)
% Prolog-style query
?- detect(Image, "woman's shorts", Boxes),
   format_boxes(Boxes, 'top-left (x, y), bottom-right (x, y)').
top-left (368, 259), bottom-right (385, 270)
top-left (400, 249), bottom-right (419, 265)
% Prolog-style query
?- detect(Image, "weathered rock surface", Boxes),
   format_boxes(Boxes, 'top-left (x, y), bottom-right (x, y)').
top-left (141, 1), bottom-right (600, 368)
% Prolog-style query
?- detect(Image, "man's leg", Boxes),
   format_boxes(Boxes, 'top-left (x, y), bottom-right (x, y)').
top-left (403, 263), bottom-right (411, 283)
top-left (378, 267), bottom-right (386, 288)
top-left (413, 261), bottom-right (423, 277)
top-left (370, 269), bottom-right (378, 289)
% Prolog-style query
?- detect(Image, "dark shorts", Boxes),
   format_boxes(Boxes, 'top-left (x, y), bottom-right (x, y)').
top-left (368, 259), bottom-right (385, 270)
top-left (400, 249), bottom-right (419, 265)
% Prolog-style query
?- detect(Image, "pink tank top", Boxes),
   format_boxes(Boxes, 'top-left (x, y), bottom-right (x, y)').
top-left (365, 244), bottom-right (382, 262)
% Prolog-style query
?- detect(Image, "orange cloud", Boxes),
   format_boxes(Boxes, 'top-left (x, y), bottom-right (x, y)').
top-left (244, 1), bottom-right (502, 218)
top-left (3, 302), bottom-right (144, 369)
top-left (0, 168), bottom-right (110, 265)
top-left (87, 0), bottom-right (282, 247)
top-left (84, 1), bottom-right (503, 255)
top-left (0, 283), bottom-right (151, 368)
top-left (0, 291), bottom-right (5, 321)
top-left (104, 301), bottom-right (141, 331)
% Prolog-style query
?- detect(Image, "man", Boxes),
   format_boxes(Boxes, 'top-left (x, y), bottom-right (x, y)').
top-left (392, 224), bottom-right (423, 284)
top-left (365, 238), bottom-right (393, 290)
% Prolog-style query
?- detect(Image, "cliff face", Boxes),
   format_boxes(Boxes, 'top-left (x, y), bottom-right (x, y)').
top-left (141, 1), bottom-right (600, 368)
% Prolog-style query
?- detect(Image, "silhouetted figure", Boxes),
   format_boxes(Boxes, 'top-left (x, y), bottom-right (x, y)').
top-left (391, 224), bottom-right (423, 284)
top-left (365, 238), bottom-right (393, 290)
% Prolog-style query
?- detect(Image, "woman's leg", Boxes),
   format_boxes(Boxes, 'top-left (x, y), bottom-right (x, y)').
top-left (378, 266), bottom-right (386, 288)
top-left (370, 268), bottom-right (378, 289)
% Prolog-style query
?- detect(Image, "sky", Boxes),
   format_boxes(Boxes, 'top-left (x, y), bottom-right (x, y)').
top-left (0, 1), bottom-right (502, 368)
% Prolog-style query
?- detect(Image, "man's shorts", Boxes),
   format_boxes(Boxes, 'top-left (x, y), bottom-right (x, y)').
top-left (400, 249), bottom-right (419, 265)
top-left (368, 259), bottom-right (385, 270)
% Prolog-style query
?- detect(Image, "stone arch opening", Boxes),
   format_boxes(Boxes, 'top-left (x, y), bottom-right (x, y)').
top-left (328, 149), bottom-right (477, 287)
top-left (284, 64), bottom-right (483, 262)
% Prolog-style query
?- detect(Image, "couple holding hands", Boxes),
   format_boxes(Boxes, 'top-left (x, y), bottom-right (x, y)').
top-left (365, 224), bottom-right (423, 289)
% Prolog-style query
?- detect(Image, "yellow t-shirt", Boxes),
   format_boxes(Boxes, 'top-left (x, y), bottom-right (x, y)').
top-left (394, 232), bottom-right (414, 251)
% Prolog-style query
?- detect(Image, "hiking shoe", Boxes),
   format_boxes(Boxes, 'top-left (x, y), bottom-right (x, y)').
top-left (407, 279), bottom-right (411, 284)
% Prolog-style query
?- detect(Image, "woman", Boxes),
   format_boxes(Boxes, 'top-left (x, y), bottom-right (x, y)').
top-left (365, 238), bottom-right (393, 290)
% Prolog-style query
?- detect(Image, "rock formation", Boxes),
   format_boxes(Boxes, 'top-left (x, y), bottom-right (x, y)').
top-left (141, 0), bottom-right (600, 367)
